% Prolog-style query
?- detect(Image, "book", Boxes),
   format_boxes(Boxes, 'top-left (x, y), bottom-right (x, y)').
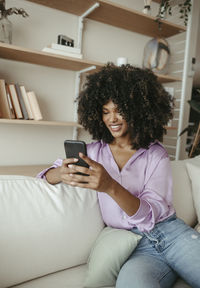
top-left (27, 91), bottom-right (43, 121)
top-left (15, 83), bottom-right (29, 120)
top-left (8, 84), bottom-right (23, 119)
top-left (48, 43), bottom-right (81, 54)
top-left (42, 47), bottom-right (83, 59)
top-left (20, 85), bottom-right (34, 120)
top-left (0, 79), bottom-right (13, 119)
top-left (5, 84), bottom-right (16, 119)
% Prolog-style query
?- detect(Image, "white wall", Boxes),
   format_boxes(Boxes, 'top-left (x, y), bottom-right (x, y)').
top-left (0, 0), bottom-right (156, 165)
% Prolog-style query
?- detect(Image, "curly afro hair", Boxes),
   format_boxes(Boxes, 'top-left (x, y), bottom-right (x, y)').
top-left (77, 63), bottom-right (174, 149)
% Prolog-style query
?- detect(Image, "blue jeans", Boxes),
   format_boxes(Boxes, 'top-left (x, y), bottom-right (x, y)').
top-left (116, 214), bottom-right (200, 288)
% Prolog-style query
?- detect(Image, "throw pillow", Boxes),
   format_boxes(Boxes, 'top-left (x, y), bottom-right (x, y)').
top-left (186, 163), bottom-right (200, 222)
top-left (195, 223), bottom-right (200, 233)
top-left (84, 226), bottom-right (142, 288)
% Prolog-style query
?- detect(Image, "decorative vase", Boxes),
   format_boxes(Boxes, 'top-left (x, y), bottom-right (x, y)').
top-left (0, 15), bottom-right (12, 44)
top-left (142, 38), bottom-right (170, 75)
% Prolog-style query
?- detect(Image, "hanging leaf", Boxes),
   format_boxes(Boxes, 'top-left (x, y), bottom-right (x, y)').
top-left (179, 126), bottom-right (189, 136)
top-left (0, 0), bottom-right (29, 17)
top-left (188, 100), bottom-right (200, 114)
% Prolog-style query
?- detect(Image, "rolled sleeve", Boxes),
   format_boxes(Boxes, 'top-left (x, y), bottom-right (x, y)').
top-left (127, 199), bottom-right (154, 232)
top-left (125, 154), bottom-right (175, 232)
top-left (36, 158), bottom-right (63, 179)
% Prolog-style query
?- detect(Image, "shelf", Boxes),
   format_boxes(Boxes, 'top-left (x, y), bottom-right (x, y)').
top-left (156, 74), bottom-right (181, 83)
top-left (27, 0), bottom-right (186, 38)
top-left (0, 119), bottom-right (82, 127)
top-left (0, 43), bottom-right (181, 83)
top-left (0, 119), bottom-right (177, 130)
top-left (0, 43), bottom-right (103, 71)
top-left (165, 126), bottom-right (177, 130)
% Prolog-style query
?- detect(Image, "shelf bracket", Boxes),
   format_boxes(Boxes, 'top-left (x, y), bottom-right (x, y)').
top-left (77, 3), bottom-right (100, 52)
top-left (73, 65), bottom-right (97, 140)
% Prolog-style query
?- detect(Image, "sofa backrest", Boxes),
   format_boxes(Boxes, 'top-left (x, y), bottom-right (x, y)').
top-left (170, 155), bottom-right (200, 227)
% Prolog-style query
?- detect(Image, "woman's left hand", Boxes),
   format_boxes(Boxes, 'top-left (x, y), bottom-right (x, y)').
top-left (66, 153), bottom-right (115, 193)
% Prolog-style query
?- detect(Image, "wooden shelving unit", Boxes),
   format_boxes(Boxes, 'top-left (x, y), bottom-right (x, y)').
top-left (27, 0), bottom-right (186, 37)
top-left (0, 0), bottom-right (183, 129)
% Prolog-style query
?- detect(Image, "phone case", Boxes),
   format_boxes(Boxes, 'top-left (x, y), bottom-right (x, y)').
top-left (64, 140), bottom-right (89, 169)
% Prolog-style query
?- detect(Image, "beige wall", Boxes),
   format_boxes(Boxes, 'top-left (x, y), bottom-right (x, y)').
top-left (0, 0), bottom-right (157, 165)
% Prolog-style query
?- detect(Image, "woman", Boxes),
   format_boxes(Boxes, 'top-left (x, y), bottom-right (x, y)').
top-left (38, 64), bottom-right (200, 288)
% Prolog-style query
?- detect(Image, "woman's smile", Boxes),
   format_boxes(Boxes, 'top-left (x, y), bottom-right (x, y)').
top-left (109, 124), bottom-right (122, 132)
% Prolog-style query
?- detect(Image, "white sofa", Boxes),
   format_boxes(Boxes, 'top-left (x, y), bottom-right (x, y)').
top-left (0, 155), bottom-right (200, 288)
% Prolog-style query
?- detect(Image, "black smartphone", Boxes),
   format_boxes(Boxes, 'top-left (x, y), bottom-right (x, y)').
top-left (64, 140), bottom-right (89, 175)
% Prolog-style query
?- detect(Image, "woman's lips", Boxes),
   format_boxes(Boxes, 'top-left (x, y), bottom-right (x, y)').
top-left (109, 124), bottom-right (122, 132)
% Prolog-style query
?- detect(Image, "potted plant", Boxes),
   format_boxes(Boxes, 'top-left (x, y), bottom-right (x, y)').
top-left (156, 0), bottom-right (192, 26)
top-left (0, 0), bottom-right (29, 44)
top-left (180, 88), bottom-right (200, 158)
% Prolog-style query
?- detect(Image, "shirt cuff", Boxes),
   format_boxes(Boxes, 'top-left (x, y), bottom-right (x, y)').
top-left (126, 199), bottom-right (154, 232)
top-left (36, 158), bottom-right (63, 179)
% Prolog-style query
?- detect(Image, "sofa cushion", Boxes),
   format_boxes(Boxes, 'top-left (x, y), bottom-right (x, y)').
top-left (186, 163), bottom-right (200, 223)
top-left (0, 175), bottom-right (104, 288)
top-left (9, 264), bottom-right (191, 288)
top-left (170, 155), bottom-right (200, 226)
top-left (10, 265), bottom-right (88, 288)
top-left (84, 227), bottom-right (142, 288)
top-left (195, 223), bottom-right (200, 233)
top-left (173, 279), bottom-right (191, 288)
top-left (10, 264), bottom-right (114, 288)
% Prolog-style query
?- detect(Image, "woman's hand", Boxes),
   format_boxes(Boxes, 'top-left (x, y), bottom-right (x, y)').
top-left (45, 157), bottom-right (79, 185)
top-left (62, 153), bottom-right (115, 193)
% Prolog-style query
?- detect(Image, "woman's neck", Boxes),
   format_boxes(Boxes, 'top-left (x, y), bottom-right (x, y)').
top-left (111, 136), bottom-right (132, 150)
top-left (108, 139), bottom-right (137, 171)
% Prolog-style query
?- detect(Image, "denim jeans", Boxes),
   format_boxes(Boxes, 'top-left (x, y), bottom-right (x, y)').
top-left (116, 214), bottom-right (200, 288)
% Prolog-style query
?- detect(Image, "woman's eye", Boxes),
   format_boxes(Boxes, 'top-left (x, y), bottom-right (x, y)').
top-left (103, 111), bottom-right (109, 114)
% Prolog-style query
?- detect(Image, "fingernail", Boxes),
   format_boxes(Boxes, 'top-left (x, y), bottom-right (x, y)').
top-left (68, 165), bottom-right (73, 168)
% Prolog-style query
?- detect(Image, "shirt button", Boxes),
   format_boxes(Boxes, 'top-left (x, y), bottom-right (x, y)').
top-left (123, 215), bottom-right (127, 220)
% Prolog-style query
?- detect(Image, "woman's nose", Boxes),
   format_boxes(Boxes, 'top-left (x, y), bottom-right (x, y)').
top-left (110, 112), bottom-right (118, 122)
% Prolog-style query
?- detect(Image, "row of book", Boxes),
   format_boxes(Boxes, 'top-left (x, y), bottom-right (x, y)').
top-left (42, 43), bottom-right (83, 59)
top-left (0, 79), bottom-right (43, 121)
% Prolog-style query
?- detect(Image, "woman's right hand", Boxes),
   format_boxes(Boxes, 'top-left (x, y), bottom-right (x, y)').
top-left (45, 158), bottom-right (78, 185)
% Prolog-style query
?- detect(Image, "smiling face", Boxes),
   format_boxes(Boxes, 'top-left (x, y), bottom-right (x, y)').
top-left (102, 100), bottom-right (129, 141)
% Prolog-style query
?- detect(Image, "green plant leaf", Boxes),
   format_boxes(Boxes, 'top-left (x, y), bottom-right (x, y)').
top-left (188, 100), bottom-right (200, 114)
top-left (179, 126), bottom-right (189, 136)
